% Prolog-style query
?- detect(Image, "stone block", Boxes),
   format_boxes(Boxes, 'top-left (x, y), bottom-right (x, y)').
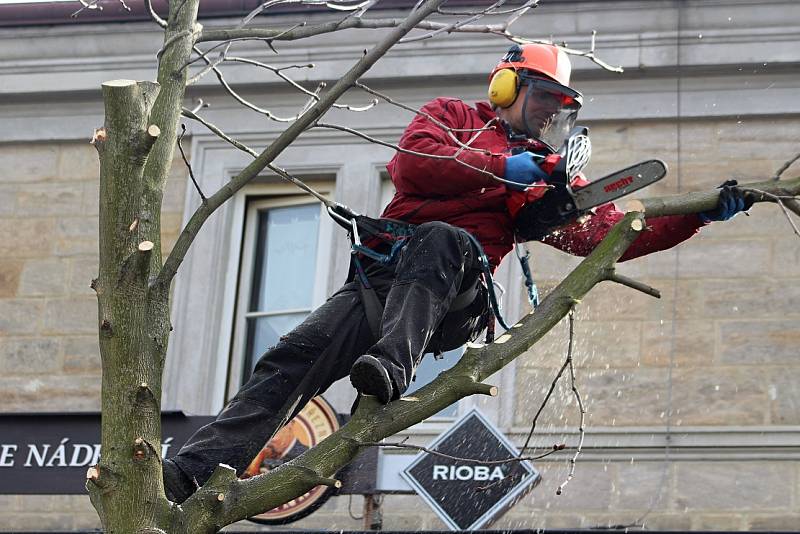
top-left (81, 180), bottom-right (100, 216)
top-left (0, 143), bottom-right (58, 183)
top-left (163, 175), bottom-right (188, 214)
top-left (43, 297), bottom-right (97, 334)
top-left (576, 368), bottom-right (670, 427)
top-left (699, 203), bottom-right (787, 239)
top-left (67, 256), bottom-right (98, 296)
top-left (574, 280), bottom-right (650, 322)
top-left (675, 462), bottom-right (791, 511)
top-left (0, 260), bottom-right (22, 298)
top-left (640, 319), bottom-right (715, 367)
top-left (642, 278), bottom-right (706, 321)
top-left (54, 216), bottom-right (98, 257)
top-left (764, 367), bottom-right (800, 425)
top-left (0, 219), bottom-right (55, 258)
top-left (0, 185), bottom-right (16, 215)
top-left (678, 159), bottom-right (775, 191)
top-left (772, 241), bottom-right (800, 276)
top-left (0, 337), bottom-right (61, 373)
top-left (616, 462), bottom-right (672, 511)
top-left (63, 335), bottom-right (100, 374)
top-left (719, 320), bottom-right (800, 365)
top-left (15, 183), bottom-right (83, 217)
top-left (639, 513), bottom-right (693, 531)
top-left (57, 142), bottom-right (99, 181)
top-left (702, 277), bottom-right (800, 318)
top-left (0, 495), bottom-right (19, 511)
top-left (572, 319), bottom-right (642, 369)
top-left (692, 514), bottom-right (746, 530)
top-left (677, 237), bottom-right (772, 278)
top-left (514, 367), bottom-right (580, 428)
top-left (669, 367), bottom-right (767, 426)
top-left (748, 514), bottom-right (800, 531)
top-left (0, 299), bottom-right (44, 335)
top-left (493, 511), bottom-right (547, 530)
top-left (0, 375), bottom-right (100, 411)
top-left (55, 216), bottom-right (97, 239)
top-left (524, 462), bottom-right (615, 512)
top-left (19, 258), bottom-right (68, 296)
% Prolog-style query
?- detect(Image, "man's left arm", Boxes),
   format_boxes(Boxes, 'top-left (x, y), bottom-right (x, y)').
top-left (541, 181), bottom-right (753, 261)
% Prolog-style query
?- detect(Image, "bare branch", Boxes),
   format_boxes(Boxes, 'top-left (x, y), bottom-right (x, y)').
top-left (743, 188), bottom-right (800, 239)
top-left (181, 108), bottom-right (258, 158)
top-left (360, 439), bottom-right (566, 464)
top-left (144, 0), bottom-right (167, 28)
top-left (399, 0), bottom-right (511, 43)
top-left (187, 213), bottom-right (646, 526)
top-left (556, 310), bottom-right (585, 496)
top-left (773, 151), bottom-right (800, 180)
top-left (314, 121), bottom-right (551, 191)
top-left (155, 0), bottom-right (450, 292)
top-left (604, 268), bottom-right (662, 298)
top-left (189, 46), bottom-right (317, 122)
top-left (178, 124), bottom-right (206, 203)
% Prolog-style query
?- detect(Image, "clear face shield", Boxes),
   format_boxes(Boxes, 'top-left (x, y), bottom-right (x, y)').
top-left (519, 75), bottom-right (583, 150)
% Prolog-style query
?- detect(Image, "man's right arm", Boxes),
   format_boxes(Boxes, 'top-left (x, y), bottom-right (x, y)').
top-left (388, 98), bottom-right (506, 197)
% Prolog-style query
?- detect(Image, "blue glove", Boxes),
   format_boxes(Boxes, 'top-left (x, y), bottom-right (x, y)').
top-left (504, 151), bottom-right (550, 192)
top-left (699, 180), bottom-right (755, 222)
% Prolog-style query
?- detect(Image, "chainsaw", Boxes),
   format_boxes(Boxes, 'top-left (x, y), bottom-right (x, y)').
top-left (510, 126), bottom-right (668, 241)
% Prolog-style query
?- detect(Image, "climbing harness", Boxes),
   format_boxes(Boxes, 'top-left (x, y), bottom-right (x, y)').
top-left (327, 203), bottom-right (517, 340)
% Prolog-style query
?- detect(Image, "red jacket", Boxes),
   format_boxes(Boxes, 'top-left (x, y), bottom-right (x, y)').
top-left (381, 97), bottom-right (704, 268)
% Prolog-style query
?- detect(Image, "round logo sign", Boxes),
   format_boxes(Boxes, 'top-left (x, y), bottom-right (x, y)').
top-left (244, 396), bottom-right (339, 525)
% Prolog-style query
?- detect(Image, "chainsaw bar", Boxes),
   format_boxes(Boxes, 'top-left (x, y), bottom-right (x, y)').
top-left (571, 159), bottom-right (668, 211)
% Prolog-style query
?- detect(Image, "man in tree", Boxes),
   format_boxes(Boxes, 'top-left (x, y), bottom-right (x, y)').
top-left (163, 43), bottom-right (751, 503)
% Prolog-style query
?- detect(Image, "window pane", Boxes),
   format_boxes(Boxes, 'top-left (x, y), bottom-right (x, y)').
top-left (251, 204), bottom-right (319, 313)
top-left (244, 312), bottom-right (309, 378)
top-left (406, 348), bottom-right (464, 418)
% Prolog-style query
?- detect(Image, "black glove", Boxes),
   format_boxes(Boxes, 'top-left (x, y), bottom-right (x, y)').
top-left (699, 179), bottom-right (755, 222)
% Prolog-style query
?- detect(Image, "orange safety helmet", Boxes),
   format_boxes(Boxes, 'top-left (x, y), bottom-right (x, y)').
top-left (488, 43), bottom-right (574, 108)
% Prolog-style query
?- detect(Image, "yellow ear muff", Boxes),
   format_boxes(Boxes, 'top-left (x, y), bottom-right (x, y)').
top-left (488, 69), bottom-right (519, 108)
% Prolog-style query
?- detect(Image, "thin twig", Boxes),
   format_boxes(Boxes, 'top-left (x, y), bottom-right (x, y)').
top-left (359, 440), bottom-right (566, 465)
top-left (144, 0), bottom-right (167, 28)
top-left (400, 0), bottom-right (510, 43)
top-left (556, 309), bottom-right (586, 496)
top-left (314, 121), bottom-right (551, 191)
top-left (743, 188), bottom-right (800, 238)
top-left (773, 151), bottom-right (800, 180)
top-left (191, 46), bottom-right (314, 122)
top-left (178, 124), bottom-right (206, 203)
top-left (181, 109), bottom-right (258, 158)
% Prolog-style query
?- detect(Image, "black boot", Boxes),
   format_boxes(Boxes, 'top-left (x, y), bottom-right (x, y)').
top-left (350, 354), bottom-right (394, 404)
top-left (163, 457), bottom-right (197, 504)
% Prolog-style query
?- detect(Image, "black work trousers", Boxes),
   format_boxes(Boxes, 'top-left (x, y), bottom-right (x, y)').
top-left (170, 221), bottom-right (488, 486)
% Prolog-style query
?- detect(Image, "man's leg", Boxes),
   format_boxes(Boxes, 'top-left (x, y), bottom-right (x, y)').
top-left (164, 282), bottom-right (374, 503)
top-left (350, 221), bottom-right (480, 402)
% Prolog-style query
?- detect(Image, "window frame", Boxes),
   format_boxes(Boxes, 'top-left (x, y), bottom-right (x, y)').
top-left (226, 193), bottom-right (332, 397)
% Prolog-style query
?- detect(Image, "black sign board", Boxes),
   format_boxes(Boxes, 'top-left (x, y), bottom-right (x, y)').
top-left (401, 409), bottom-right (540, 530)
top-left (0, 409), bottom-right (374, 499)
top-left (0, 411), bottom-right (215, 494)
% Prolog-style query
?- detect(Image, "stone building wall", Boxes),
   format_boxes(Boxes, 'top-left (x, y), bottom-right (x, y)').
top-left (1, 0), bottom-right (799, 531)
top-left (0, 141), bottom-right (186, 531)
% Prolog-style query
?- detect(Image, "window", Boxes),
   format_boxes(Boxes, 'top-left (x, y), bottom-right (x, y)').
top-left (229, 194), bottom-right (330, 390)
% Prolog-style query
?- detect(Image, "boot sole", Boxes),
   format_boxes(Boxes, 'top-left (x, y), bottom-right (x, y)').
top-left (350, 355), bottom-right (393, 404)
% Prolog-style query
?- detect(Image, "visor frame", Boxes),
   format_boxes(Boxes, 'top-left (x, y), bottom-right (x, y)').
top-left (518, 75), bottom-right (583, 151)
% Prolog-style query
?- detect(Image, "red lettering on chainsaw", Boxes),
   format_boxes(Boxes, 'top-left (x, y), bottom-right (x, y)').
top-left (603, 175), bottom-right (634, 193)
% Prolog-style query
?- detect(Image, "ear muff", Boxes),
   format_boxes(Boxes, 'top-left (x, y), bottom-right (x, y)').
top-left (488, 69), bottom-right (519, 108)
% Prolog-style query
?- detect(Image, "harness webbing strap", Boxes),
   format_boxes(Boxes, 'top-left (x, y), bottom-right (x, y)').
top-left (352, 254), bottom-right (383, 340)
top-left (461, 232), bottom-right (513, 332)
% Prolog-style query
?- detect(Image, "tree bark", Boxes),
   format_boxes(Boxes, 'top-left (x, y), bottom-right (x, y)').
top-left (89, 79), bottom-right (173, 533)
